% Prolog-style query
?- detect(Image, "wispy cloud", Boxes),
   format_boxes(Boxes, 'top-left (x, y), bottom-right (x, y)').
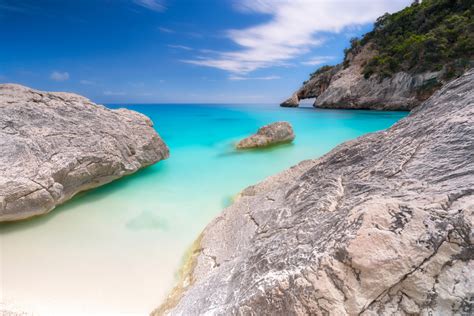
top-left (0, 2), bottom-right (25, 13)
top-left (104, 90), bottom-right (126, 96)
top-left (0, 1), bottom-right (40, 15)
top-left (229, 75), bottom-right (281, 81)
top-left (133, 0), bottom-right (166, 12)
top-left (167, 44), bottom-right (193, 51)
top-left (301, 56), bottom-right (335, 66)
top-left (50, 71), bottom-right (69, 81)
top-left (138, 92), bottom-right (154, 96)
top-left (79, 79), bottom-right (95, 85)
top-left (158, 26), bottom-right (174, 33)
top-left (184, 0), bottom-right (411, 73)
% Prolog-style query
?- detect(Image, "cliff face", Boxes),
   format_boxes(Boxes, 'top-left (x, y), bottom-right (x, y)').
top-left (0, 84), bottom-right (169, 221)
top-left (281, 0), bottom-right (473, 110)
top-left (155, 70), bottom-right (473, 315)
top-left (281, 45), bottom-right (443, 110)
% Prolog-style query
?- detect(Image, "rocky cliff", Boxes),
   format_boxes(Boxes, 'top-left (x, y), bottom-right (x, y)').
top-left (155, 70), bottom-right (473, 315)
top-left (281, 0), bottom-right (473, 110)
top-left (0, 84), bottom-right (169, 221)
top-left (281, 44), bottom-right (444, 110)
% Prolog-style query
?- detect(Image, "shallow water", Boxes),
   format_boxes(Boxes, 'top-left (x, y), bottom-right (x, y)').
top-left (0, 104), bottom-right (407, 315)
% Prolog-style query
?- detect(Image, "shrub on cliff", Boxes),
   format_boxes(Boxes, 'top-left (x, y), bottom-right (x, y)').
top-left (307, 0), bottom-right (473, 82)
top-left (361, 0), bottom-right (473, 79)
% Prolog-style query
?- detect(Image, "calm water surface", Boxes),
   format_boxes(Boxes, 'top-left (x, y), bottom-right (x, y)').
top-left (0, 104), bottom-right (407, 315)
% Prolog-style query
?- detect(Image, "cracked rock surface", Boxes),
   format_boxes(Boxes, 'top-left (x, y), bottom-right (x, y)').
top-left (155, 70), bottom-right (474, 315)
top-left (0, 84), bottom-right (169, 221)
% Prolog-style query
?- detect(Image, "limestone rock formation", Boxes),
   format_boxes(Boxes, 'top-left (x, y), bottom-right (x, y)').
top-left (155, 70), bottom-right (474, 315)
top-left (0, 84), bottom-right (169, 221)
top-left (236, 122), bottom-right (295, 149)
top-left (280, 0), bottom-right (473, 110)
top-left (280, 93), bottom-right (299, 108)
top-left (281, 45), bottom-right (443, 110)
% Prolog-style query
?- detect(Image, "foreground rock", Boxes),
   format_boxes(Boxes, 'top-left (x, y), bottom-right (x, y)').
top-left (236, 122), bottom-right (295, 149)
top-left (155, 70), bottom-right (473, 315)
top-left (0, 84), bottom-right (169, 221)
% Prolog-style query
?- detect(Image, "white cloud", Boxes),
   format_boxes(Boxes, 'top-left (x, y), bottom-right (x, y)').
top-left (167, 44), bottom-right (193, 50)
top-left (133, 0), bottom-right (166, 12)
top-left (103, 91), bottom-right (126, 96)
top-left (184, 0), bottom-right (411, 73)
top-left (50, 71), bottom-right (69, 81)
top-left (229, 75), bottom-right (281, 80)
top-left (301, 56), bottom-right (335, 66)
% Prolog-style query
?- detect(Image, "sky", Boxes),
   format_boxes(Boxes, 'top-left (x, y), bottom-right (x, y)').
top-left (0, 0), bottom-right (413, 104)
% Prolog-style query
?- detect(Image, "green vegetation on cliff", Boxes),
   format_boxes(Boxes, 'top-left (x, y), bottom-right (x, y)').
top-left (309, 0), bottom-right (473, 82)
top-left (304, 65), bottom-right (336, 85)
top-left (360, 0), bottom-right (473, 79)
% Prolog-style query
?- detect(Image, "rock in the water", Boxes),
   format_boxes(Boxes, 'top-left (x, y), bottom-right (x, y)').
top-left (0, 84), bottom-right (169, 222)
top-left (236, 122), bottom-right (295, 149)
top-left (155, 70), bottom-right (474, 315)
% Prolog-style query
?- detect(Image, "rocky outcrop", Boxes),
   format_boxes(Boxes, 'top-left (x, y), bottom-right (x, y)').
top-left (280, 93), bottom-right (299, 108)
top-left (281, 45), bottom-right (444, 110)
top-left (155, 70), bottom-right (474, 315)
top-left (281, 0), bottom-right (474, 110)
top-left (236, 122), bottom-right (295, 149)
top-left (0, 84), bottom-right (169, 222)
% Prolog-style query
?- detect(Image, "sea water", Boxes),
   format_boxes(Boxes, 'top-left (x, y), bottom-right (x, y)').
top-left (0, 104), bottom-right (407, 315)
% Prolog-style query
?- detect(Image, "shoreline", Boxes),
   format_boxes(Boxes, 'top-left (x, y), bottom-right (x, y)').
top-left (0, 102), bottom-right (405, 315)
top-left (155, 70), bottom-right (474, 315)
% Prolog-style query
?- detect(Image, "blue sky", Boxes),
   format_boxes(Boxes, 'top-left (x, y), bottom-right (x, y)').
top-left (0, 0), bottom-right (412, 103)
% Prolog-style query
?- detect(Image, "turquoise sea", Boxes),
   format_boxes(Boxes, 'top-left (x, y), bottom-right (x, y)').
top-left (0, 104), bottom-right (407, 315)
